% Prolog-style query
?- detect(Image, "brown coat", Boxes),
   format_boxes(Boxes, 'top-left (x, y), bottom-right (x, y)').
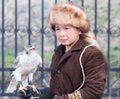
top-left (50, 37), bottom-right (108, 99)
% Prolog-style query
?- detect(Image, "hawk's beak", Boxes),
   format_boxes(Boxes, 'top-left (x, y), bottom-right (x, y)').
top-left (24, 47), bottom-right (29, 54)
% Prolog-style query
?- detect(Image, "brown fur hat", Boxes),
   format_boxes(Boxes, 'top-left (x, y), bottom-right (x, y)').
top-left (48, 2), bottom-right (90, 33)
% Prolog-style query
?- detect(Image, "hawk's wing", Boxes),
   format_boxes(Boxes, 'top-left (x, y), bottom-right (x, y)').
top-left (13, 51), bottom-right (26, 69)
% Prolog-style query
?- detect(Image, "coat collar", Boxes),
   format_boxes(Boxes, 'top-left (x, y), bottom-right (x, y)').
top-left (71, 37), bottom-right (87, 52)
top-left (54, 37), bottom-right (88, 70)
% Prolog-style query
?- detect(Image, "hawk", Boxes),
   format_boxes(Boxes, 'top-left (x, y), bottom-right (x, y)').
top-left (6, 45), bottom-right (42, 96)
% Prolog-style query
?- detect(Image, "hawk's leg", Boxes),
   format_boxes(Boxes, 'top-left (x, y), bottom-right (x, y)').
top-left (15, 81), bottom-right (27, 96)
top-left (27, 82), bottom-right (39, 97)
top-left (26, 74), bottom-right (40, 97)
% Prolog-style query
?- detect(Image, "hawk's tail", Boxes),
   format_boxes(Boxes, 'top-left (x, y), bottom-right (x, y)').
top-left (6, 77), bottom-right (17, 93)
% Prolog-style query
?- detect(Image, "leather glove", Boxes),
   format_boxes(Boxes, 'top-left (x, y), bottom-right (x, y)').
top-left (68, 90), bottom-right (82, 99)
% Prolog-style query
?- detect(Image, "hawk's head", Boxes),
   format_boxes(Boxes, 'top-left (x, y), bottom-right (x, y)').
top-left (24, 45), bottom-right (35, 54)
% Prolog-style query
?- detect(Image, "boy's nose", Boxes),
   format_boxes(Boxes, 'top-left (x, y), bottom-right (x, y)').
top-left (59, 30), bottom-right (65, 36)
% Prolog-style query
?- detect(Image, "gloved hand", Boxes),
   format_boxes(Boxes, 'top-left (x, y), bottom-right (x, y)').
top-left (15, 84), bottom-right (41, 99)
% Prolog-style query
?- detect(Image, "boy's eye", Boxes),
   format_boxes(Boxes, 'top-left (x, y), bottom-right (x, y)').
top-left (55, 28), bottom-right (60, 30)
top-left (64, 27), bottom-right (71, 30)
top-left (55, 27), bottom-right (60, 30)
top-left (65, 27), bottom-right (69, 29)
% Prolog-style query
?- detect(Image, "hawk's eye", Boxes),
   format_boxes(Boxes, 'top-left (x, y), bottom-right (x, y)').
top-left (33, 48), bottom-right (35, 50)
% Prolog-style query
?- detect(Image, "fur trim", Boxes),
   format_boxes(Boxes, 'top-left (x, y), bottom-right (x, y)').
top-left (48, 3), bottom-right (90, 33)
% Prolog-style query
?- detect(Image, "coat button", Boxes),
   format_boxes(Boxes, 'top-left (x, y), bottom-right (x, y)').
top-left (55, 83), bottom-right (60, 89)
top-left (57, 70), bottom-right (61, 73)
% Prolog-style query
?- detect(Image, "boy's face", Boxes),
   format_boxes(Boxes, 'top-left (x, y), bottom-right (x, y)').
top-left (55, 24), bottom-right (81, 51)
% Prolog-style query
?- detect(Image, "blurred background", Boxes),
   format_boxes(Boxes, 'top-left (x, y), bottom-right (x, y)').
top-left (0, 0), bottom-right (120, 98)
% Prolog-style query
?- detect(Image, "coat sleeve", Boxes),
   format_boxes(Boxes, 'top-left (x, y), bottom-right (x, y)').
top-left (80, 48), bottom-right (108, 99)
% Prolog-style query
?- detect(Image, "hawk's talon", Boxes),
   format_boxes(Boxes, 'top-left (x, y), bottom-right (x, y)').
top-left (29, 84), bottom-right (39, 94)
top-left (15, 84), bottom-right (41, 98)
top-left (17, 85), bottom-right (27, 96)
top-left (15, 82), bottom-right (27, 96)
top-left (27, 84), bottom-right (40, 96)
